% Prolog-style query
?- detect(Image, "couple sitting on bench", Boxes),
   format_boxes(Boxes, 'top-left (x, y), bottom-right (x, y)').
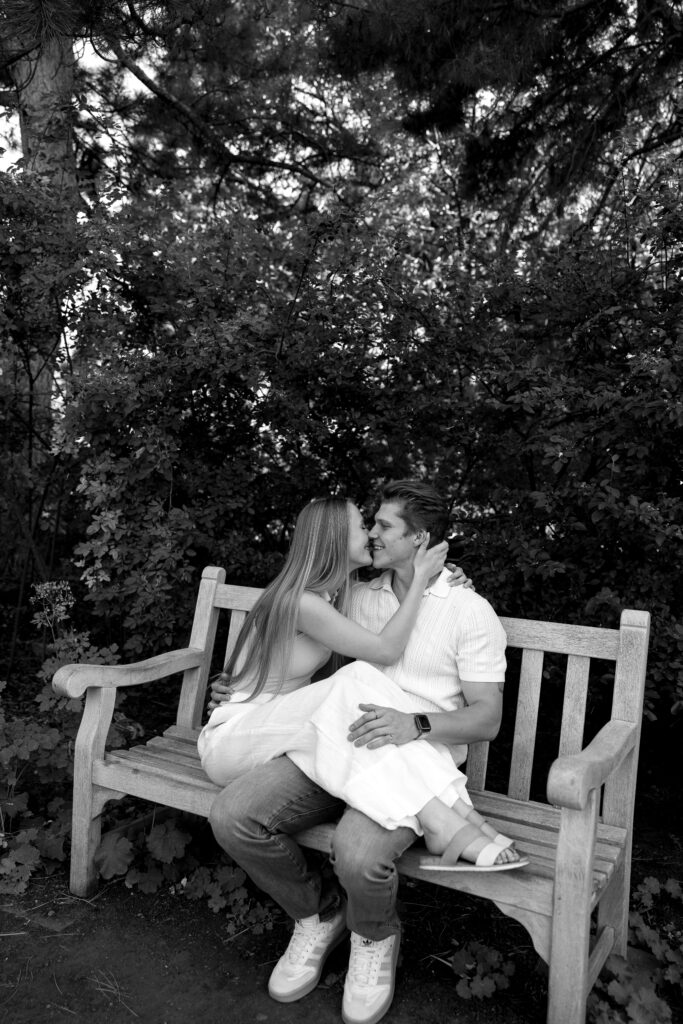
top-left (200, 479), bottom-right (524, 1024)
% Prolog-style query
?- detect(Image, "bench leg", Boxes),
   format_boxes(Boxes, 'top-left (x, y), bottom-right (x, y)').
top-left (70, 687), bottom-right (123, 897)
top-left (547, 792), bottom-right (600, 1024)
top-left (596, 857), bottom-right (629, 959)
top-left (70, 784), bottom-right (124, 897)
top-left (547, 939), bottom-right (590, 1024)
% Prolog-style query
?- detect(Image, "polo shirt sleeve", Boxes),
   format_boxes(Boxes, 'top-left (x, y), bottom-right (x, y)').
top-left (456, 598), bottom-right (507, 683)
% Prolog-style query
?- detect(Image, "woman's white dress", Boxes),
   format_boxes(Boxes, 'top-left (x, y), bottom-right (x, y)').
top-left (198, 635), bottom-right (470, 833)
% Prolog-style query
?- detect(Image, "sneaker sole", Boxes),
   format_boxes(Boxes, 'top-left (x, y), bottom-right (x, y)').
top-left (268, 927), bottom-right (349, 1003)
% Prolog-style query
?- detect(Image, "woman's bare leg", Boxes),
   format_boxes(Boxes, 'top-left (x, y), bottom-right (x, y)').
top-left (417, 797), bottom-right (520, 865)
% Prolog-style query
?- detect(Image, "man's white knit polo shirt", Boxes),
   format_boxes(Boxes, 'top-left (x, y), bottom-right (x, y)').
top-left (349, 568), bottom-right (507, 765)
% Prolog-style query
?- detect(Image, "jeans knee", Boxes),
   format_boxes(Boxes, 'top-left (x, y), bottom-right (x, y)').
top-left (208, 782), bottom-right (253, 852)
top-left (330, 833), bottom-right (396, 889)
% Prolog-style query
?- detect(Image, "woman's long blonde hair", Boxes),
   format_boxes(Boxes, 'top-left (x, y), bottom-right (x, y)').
top-left (222, 497), bottom-right (354, 699)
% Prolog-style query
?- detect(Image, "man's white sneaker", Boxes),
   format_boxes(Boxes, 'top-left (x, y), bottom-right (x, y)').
top-left (268, 908), bottom-right (348, 1003)
top-left (342, 930), bottom-right (400, 1024)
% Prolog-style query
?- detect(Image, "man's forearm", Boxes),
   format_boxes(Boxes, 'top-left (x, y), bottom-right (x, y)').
top-left (422, 705), bottom-right (501, 746)
top-left (347, 681), bottom-right (504, 749)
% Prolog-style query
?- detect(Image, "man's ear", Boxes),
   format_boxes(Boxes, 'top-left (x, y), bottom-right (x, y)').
top-left (414, 530), bottom-right (426, 545)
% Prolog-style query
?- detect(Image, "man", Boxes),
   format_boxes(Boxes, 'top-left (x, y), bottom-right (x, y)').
top-left (208, 479), bottom-right (507, 1024)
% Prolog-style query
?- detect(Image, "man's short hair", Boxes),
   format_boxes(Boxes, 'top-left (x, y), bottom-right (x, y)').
top-left (380, 480), bottom-right (450, 544)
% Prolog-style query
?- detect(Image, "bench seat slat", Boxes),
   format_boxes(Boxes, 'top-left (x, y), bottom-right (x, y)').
top-left (93, 760), bottom-right (217, 818)
top-left (472, 792), bottom-right (627, 845)
top-left (146, 737), bottom-right (204, 763)
top-left (114, 747), bottom-right (204, 775)
top-left (104, 748), bottom-right (209, 780)
top-left (163, 724), bottom-right (205, 744)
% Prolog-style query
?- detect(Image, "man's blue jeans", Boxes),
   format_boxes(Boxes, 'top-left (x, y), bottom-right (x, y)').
top-left (208, 756), bottom-right (417, 940)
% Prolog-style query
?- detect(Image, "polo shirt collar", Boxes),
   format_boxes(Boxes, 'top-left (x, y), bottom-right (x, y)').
top-left (368, 568), bottom-right (450, 598)
top-left (368, 571), bottom-right (393, 592)
top-left (427, 569), bottom-right (451, 598)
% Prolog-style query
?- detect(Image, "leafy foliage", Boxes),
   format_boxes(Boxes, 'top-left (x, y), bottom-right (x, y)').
top-left (328, 0), bottom-right (683, 214)
top-left (438, 875), bottom-right (682, 1020)
top-left (588, 878), bottom-right (683, 1024)
top-left (0, 584), bottom-right (141, 895)
top-left (94, 813), bottom-right (275, 936)
top-left (34, 171), bottom-right (683, 723)
top-left (449, 939), bottom-right (515, 1000)
top-left (0, 678), bottom-right (71, 895)
top-left (3, 157), bottom-right (682, 735)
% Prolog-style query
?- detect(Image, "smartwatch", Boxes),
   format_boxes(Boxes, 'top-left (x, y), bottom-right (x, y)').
top-left (414, 713), bottom-right (431, 737)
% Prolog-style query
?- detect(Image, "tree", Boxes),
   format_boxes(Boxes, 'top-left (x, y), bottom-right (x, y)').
top-left (0, 2), bottom-right (85, 671)
top-left (2, 1), bottom-right (79, 196)
top-left (326, 0), bottom-right (683, 233)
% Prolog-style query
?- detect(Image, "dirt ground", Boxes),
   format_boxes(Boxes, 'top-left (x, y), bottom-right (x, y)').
top-left (1, 870), bottom-right (548, 1024)
top-left (2, 786), bottom-right (680, 1024)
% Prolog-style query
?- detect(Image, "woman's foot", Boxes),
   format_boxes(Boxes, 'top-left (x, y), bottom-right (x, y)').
top-left (418, 798), bottom-right (521, 867)
top-left (452, 799), bottom-right (517, 855)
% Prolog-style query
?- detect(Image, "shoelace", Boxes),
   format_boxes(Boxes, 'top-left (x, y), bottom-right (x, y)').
top-left (286, 921), bottom-right (326, 964)
top-left (348, 939), bottom-right (386, 986)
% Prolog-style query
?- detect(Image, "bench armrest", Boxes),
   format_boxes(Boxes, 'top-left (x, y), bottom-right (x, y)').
top-left (546, 719), bottom-right (638, 810)
top-left (52, 648), bottom-right (206, 699)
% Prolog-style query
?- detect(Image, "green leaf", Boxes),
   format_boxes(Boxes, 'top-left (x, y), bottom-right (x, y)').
top-left (9, 842), bottom-right (41, 866)
top-left (208, 887), bottom-right (227, 913)
top-left (215, 864), bottom-right (247, 891)
top-left (455, 978), bottom-right (473, 1000)
top-left (125, 864), bottom-right (164, 894)
top-left (94, 834), bottom-right (134, 879)
top-left (182, 866), bottom-right (213, 900)
top-left (469, 975), bottom-right (497, 998)
top-left (35, 832), bottom-right (66, 862)
top-left (664, 879), bottom-right (682, 900)
top-left (625, 985), bottom-right (672, 1024)
top-left (146, 821), bottom-right (191, 864)
top-left (0, 793), bottom-right (30, 818)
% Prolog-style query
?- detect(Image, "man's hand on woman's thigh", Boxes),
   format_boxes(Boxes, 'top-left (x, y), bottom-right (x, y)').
top-left (347, 703), bottom-right (418, 748)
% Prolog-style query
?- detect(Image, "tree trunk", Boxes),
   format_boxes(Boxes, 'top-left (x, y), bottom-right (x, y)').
top-left (1, 28), bottom-right (80, 653)
top-left (8, 30), bottom-right (79, 201)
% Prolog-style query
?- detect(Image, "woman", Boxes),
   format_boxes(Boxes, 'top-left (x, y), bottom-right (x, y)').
top-left (199, 497), bottom-right (525, 871)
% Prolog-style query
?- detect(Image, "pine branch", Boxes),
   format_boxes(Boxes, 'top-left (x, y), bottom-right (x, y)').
top-left (102, 34), bottom-right (330, 188)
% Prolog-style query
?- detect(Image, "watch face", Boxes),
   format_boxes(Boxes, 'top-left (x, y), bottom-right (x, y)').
top-left (416, 714), bottom-right (431, 733)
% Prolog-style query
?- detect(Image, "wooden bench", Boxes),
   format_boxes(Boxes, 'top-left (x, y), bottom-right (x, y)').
top-left (53, 566), bottom-right (650, 1024)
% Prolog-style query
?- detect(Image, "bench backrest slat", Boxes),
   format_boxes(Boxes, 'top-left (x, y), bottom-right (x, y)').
top-left (558, 654), bottom-right (590, 757)
top-left (214, 584), bottom-right (263, 611)
top-left (498, 617), bottom-right (619, 660)
top-left (176, 566), bottom-right (227, 730)
top-left (224, 609), bottom-right (248, 666)
top-left (462, 736), bottom-right (489, 791)
top-left (507, 648), bottom-right (544, 800)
